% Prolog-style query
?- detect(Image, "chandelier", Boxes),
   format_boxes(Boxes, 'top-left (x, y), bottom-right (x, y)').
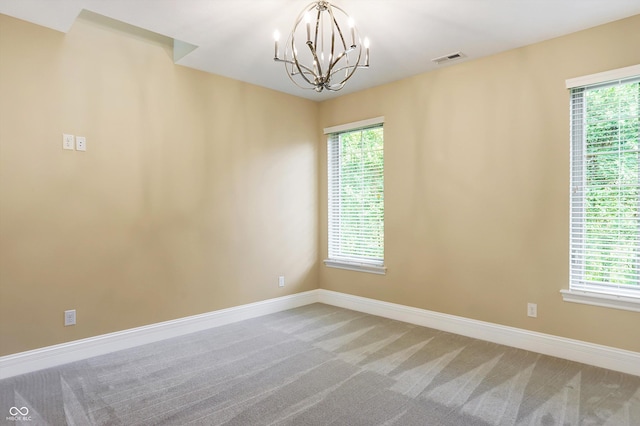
top-left (273, 1), bottom-right (369, 93)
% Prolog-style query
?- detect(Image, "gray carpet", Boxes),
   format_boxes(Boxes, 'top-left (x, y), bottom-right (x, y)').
top-left (1, 303), bottom-right (639, 425)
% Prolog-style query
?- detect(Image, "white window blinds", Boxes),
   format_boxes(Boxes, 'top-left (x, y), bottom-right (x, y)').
top-left (569, 74), bottom-right (640, 298)
top-left (327, 122), bottom-right (384, 270)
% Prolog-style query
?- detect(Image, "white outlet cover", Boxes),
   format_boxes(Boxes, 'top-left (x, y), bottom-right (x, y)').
top-left (64, 309), bottom-right (76, 326)
top-left (63, 133), bottom-right (74, 150)
top-left (76, 136), bottom-right (86, 151)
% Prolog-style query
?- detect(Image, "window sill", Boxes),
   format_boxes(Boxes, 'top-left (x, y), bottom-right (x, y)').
top-left (323, 259), bottom-right (387, 275)
top-left (560, 289), bottom-right (640, 313)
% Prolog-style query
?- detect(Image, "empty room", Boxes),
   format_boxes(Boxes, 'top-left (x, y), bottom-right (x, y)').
top-left (0, 0), bottom-right (639, 424)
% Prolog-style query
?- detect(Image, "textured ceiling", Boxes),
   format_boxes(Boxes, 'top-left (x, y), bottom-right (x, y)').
top-left (1, 0), bottom-right (639, 101)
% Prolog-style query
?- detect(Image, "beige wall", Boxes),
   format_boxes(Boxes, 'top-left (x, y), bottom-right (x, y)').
top-left (1, 12), bottom-right (638, 357)
top-left (0, 14), bottom-right (319, 355)
top-left (319, 15), bottom-right (640, 352)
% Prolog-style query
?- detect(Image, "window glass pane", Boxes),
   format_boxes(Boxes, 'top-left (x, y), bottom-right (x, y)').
top-left (328, 125), bottom-right (384, 265)
top-left (571, 79), bottom-right (640, 295)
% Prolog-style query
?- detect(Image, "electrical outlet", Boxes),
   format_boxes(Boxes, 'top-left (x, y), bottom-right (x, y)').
top-left (63, 133), bottom-right (75, 150)
top-left (64, 309), bottom-right (76, 326)
top-left (527, 303), bottom-right (537, 318)
top-left (278, 276), bottom-right (285, 287)
top-left (76, 136), bottom-right (86, 151)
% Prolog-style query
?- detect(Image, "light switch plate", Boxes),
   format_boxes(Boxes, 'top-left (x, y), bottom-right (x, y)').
top-left (63, 133), bottom-right (75, 150)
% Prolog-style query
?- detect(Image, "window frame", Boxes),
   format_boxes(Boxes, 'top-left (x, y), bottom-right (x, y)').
top-left (323, 117), bottom-right (386, 275)
top-left (563, 64), bottom-right (640, 312)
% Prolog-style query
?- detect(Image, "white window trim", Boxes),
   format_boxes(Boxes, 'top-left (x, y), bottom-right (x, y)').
top-left (323, 116), bottom-right (385, 135)
top-left (560, 289), bottom-right (640, 313)
top-left (563, 64), bottom-right (640, 311)
top-left (565, 64), bottom-right (640, 89)
top-left (323, 259), bottom-right (387, 275)
top-left (324, 116), bottom-right (386, 275)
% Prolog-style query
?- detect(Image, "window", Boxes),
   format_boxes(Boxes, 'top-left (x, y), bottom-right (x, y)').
top-left (324, 117), bottom-right (385, 274)
top-left (563, 65), bottom-right (640, 311)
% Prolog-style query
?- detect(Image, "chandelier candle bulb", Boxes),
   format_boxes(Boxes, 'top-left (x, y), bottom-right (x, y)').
top-left (349, 18), bottom-right (355, 47)
top-left (273, 30), bottom-right (280, 59)
top-left (305, 12), bottom-right (311, 42)
top-left (364, 38), bottom-right (370, 66)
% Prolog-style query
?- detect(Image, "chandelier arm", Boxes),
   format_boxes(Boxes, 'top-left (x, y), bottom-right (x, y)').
top-left (328, 64), bottom-right (356, 78)
top-left (329, 37), bottom-right (363, 77)
top-left (330, 65), bottom-right (357, 81)
top-left (295, 63), bottom-right (317, 75)
top-left (307, 41), bottom-right (324, 79)
top-left (293, 61), bottom-right (316, 87)
top-left (293, 4), bottom-right (325, 87)
top-left (284, 53), bottom-right (319, 90)
top-left (291, 34), bottom-right (317, 87)
top-left (285, 4), bottom-right (318, 87)
top-left (275, 57), bottom-right (317, 76)
top-left (325, 6), bottom-right (338, 80)
top-left (279, 63), bottom-right (319, 82)
top-left (287, 73), bottom-right (319, 90)
top-left (326, 67), bottom-right (358, 89)
top-left (286, 71), bottom-right (318, 90)
top-left (328, 57), bottom-right (362, 86)
top-left (324, 5), bottom-right (352, 81)
top-left (274, 58), bottom-right (297, 65)
top-left (310, 6), bottom-right (327, 84)
top-left (314, 8), bottom-right (321, 50)
top-left (327, 50), bottom-right (346, 77)
top-left (325, 80), bottom-right (347, 91)
top-left (329, 5), bottom-right (349, 49)
top-left (326, 85), bottom-right (345, 92)
top-left (327, 47), bottom-right (357, 78)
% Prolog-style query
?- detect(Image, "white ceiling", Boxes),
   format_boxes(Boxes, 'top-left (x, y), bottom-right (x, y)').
top-left (1, 0), bottom-right (639, 101)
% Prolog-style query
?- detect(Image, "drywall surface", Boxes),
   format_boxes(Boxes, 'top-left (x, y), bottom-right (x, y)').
top-left (318, 15), bottom-right (640, 352)
top-left (0, 14), bottom-right (319, 355)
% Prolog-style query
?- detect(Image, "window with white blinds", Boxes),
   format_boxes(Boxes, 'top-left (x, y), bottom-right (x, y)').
top-left (566, 67), bottom-right (640, 310)
top-left (325, 119), bottom-right (385, 274)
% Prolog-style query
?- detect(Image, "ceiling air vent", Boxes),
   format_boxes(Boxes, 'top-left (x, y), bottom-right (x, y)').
top-left (431, 51), bottom-right (465, 65)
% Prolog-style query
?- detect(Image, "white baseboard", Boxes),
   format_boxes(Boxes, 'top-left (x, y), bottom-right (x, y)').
top-left (2, 288), bottom-right (638, 380)
top-left (317, 289), bottom-right (640, 377)
top-left (0, 290), bottom-right (320, 380)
